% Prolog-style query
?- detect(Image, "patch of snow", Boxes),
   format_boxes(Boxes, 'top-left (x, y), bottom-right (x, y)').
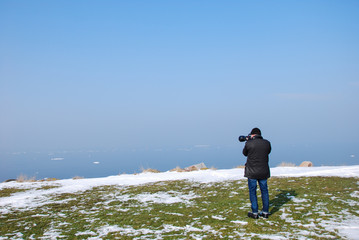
top-left (93, 225), bottom-right (126, 238)
top-left (165, 212), bottom-right (184, 216)
top-left (320, 215), bottom-right (359, 240)
top-left (341, 199), bottom-right (359, 207)
top-left (350, 191), bottom-right (359, 198)
top-left (212, 215), bottom-right (225, 220)
top-left (39, 226), bottom-right (64, 240)
top-left (135, 192), bottom-right (197, 205)
top-left (302, 222), bottom-right (317, 228)
top-left (291, 197), bottom-right (308, 203)
top-left (231, 220), bottom-right (248, 225)
top-left (106, 191), bottom-right (197, 207)
top-left (295, 207), bottom-right (305, 210)
top-left (271, 165), bottom-right (359, 178)
top-left (339, 222), bottom-right (359, 240)
top-left (258, 234), bottom-right (288, 239)
top-left (91, 224), bottom-right (218, 239)
top-left (75, 230), bottom-right (96, 236)
top-left (32, 214), bottom-right (49, 217)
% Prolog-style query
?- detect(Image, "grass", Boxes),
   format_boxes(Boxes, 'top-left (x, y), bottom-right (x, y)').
top-left (141, 168), bottom-right (161, 173)
top-left (16, 174), bottom-right (36, 182)
top-left (0, 188), bottom-right (30, 198)
top-left (1, 177), bottom-right (359, 239)
top-left (277, 162), bottom-right (297, 167)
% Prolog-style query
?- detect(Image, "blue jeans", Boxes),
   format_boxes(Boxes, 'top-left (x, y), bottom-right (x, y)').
top-left (248, 178), bottom-right (269, 213)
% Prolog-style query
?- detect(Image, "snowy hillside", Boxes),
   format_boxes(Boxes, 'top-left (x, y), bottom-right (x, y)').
top-left (1, 165), bottom-right (359, 239)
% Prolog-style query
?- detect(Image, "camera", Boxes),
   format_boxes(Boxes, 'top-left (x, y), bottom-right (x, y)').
top-left (238, 135), bottom-right (251, 142)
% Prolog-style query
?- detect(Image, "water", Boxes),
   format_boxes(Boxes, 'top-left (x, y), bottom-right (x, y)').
top-left (0, 147), bottom-right (241, 182)
top-left (1, 143), bottom-right (357, 182)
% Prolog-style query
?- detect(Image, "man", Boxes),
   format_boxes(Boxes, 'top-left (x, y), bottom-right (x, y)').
top-left (242, 128), bottom-right (271, 219)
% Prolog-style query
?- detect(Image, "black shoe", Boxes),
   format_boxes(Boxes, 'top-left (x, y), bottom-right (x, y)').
top-left (247, 212), bottom-right (259, 219)
top-left (259, 212), bottom-right (270, 218)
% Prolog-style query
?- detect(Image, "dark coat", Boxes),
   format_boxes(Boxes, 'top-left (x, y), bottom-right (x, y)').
top-left (243, 135), bottom-right (271, 179)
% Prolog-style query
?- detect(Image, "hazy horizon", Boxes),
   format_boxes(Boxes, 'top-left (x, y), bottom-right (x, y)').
top-left (1, 1), bottom-right (358, 180)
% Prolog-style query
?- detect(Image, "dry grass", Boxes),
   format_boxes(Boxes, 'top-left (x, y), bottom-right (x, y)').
top-left (169, 166), bottom-right (186, 172)
top-left (72, 176), bottom-right (84, 180)
top-left (235, 165), bottom-right (245, 169)
top-left (299, 161), bottom-right (313, 167)
top-left (277, 162), bottom-right (296, 167)
top-left (185, 166), bottom-right (199, 172)
top-left (141, 168), bottom-right (161, 173)
top-left (16, 174), bottom-right (36, 182)
top-left (170, 166), bottom-right (215, 172)
top-left (45, 178), bottom-right (59, 181)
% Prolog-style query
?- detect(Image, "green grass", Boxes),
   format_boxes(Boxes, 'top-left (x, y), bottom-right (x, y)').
top-left (0, 188), bottom-right (30, 198)
top-left (1, 177), bottom-right (359, 239)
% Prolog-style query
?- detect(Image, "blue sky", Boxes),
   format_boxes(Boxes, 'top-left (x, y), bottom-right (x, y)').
top-left (1, 1), bottom-right (359, 167)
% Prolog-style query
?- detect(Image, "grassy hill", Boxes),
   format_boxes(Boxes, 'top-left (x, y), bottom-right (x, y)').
top-left (1, 176), bottom-right (359, 239)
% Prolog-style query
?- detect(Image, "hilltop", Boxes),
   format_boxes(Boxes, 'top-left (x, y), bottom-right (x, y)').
top-left (1, 166), bottom-right (359, 239)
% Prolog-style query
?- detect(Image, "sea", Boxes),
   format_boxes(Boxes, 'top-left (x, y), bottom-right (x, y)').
top-left (0, 147), bottom-right (240, 182)
top-left (1, 144), bottom-right (357, 182)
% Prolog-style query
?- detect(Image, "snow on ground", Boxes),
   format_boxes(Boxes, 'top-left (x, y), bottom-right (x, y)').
top-left (1, 165), bottom-right (359, 239)
top-left (337, 216), bottom-right (359, 240)
top-left (1, 165), bottom-right (359, 213)
top-left (108, 191), bottom-right (198, 206)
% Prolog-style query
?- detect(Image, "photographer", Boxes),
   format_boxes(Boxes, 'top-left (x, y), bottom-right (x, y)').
top-left (241, 128), bottom-right (271, 219)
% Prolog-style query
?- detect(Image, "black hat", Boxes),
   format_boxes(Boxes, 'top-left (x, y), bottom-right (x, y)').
top-left (250, 128), bottom-right (261, 135)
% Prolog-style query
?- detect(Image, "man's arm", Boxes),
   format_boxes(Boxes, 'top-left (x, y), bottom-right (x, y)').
top-left (243, 144), bottom-right (248, 156)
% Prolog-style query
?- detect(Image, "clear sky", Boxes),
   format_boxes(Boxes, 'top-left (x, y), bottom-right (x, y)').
top-left (1, 1), bottom-right (358, 169)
